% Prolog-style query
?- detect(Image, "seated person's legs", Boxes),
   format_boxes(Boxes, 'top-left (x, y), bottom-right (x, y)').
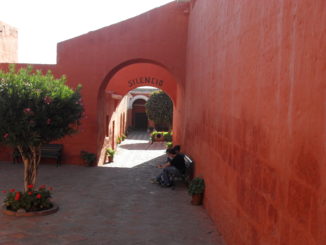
top-left (161, 166), bottom-right (179, 186)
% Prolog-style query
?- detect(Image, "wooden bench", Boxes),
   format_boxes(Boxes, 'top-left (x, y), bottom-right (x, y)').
top-left (13, 144), bottom-right (63, 167)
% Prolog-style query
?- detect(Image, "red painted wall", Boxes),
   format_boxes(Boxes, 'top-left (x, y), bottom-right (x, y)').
top-left (106, 63), bottom-right (177, 103)
top-left (181, 0), bottom-right (326, 244)
top-left (0, 2), bottom-right (189, 165)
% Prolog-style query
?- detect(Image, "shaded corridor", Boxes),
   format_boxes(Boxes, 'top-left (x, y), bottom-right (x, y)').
top-left (0, 131), bottom-right (225, 244)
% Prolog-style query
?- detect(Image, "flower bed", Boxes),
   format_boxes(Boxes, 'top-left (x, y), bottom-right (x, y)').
top-left (1, 185), bottom-right (58, 216)
top-left (151, 131), bottom-right (173, 142)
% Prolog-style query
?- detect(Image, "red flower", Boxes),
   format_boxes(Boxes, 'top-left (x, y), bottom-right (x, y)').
top-left (2, 190), bottom-right (6, 194)
top-left (39, 185), bottom-right (46, 189)
top-left (48, 187), bottom-right (53, 191)
top-left (14, 192), bottom-right (20, 201)
top-left (28, 192), bottom-right (32, 195)
top-left (3, 133), bottom-right (9, 139)
top-left (36, 194), bottom-right (42, 199)
top-left (47, 118), bottom-right (51, 125)
top-left (23, 108), bottom-right (31, 113)
top-left (10, 189), bottom-right (15, 193)
top-left (43, 96), bottom-right (52, 104)
top-left (27, 184), bottom-right (33, 189)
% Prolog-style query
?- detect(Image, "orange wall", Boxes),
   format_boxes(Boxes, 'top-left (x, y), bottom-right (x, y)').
top-left (98, 93), bottom-right (129, 165)
top-left (0, 2), bottom-right (189, 165)
top-left (1, 1), bottom-right (324, 244)
top-left (106, 63), bottom-right (177, 104)
top-left (181, 0), bottom-right (326, 245)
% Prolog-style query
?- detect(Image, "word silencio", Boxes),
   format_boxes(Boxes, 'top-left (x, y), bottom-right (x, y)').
top-left (128, 77), bottom-right (164, 88)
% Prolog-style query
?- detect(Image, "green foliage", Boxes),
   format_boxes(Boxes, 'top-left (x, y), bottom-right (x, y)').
top-left (116, 136), bottom-right (122, 144)
top-left (188, 177), bottom-right (205, 195)
top-left (3, 185), bottom-right (53, 212)
top-left (151, 131), bottom-right (162, 141)
top-left (145, 91), bottom-right (173, 129)
top-left (121, 134), bottom-right (126, 141)
top-left (106, 147), bottom-right (116, 157)
top-left (0, 65), bottom-right (84, 148)
top-left (162, 131), bottom-right (173, 141)
top-left (151, 131), bottom-right (173, 142)
top-left (165, 141), bottom-right (173, 148)
top-left (80, 151), bottom-right (96, 166)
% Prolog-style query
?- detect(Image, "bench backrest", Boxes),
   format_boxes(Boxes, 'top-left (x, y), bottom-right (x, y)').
top-left (183, 154), bottom-right (194, 183)
top-left (40, 144), bottom-right (63, 156)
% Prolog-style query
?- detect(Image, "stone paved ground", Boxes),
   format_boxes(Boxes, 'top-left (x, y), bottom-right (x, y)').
top-left (0, 131), bottom-right (225, 245)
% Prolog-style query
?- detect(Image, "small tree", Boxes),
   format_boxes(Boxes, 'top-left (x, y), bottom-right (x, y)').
top-left (145, 91), bottom-right (173, 130)
top-left (0, 65), bottom-right (84, 191)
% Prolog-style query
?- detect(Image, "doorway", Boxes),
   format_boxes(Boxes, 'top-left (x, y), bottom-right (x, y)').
top-left (134, 112), bottom-right (148, 129)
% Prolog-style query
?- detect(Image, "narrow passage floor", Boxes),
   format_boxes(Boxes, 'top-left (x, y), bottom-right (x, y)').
top-left (0, 130), bottom-right (225, 245)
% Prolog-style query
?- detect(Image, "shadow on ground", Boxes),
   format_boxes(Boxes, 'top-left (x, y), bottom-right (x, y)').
top-left (0, 131), bottom-right (225, 245)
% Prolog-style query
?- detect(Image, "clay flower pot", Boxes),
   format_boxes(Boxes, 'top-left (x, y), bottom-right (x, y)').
top-left (108, 156), bottom-right (113, 163)
top-left (191, 194), bottom-right (203, 205)
top-left (188, 177), bottom-right (205, 205)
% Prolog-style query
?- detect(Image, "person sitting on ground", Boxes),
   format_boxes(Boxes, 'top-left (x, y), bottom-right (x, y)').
top-left (166, 145), bottom-right (183, 163)
top-left (154, 148), bottom-right (186, 187)
top-left (172, 145), bottom-right (184, 158)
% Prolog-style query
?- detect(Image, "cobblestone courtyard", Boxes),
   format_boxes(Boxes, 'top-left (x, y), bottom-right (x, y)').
top-left (0, 131), bottom-right (225, 245)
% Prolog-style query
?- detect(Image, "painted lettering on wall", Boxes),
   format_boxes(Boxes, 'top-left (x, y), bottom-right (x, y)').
top-left (128, 77), bottom-right (164, 88)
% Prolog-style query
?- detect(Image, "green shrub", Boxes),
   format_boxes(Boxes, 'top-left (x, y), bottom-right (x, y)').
top-left (116, 136), bottom-right (122, 144)
top-left (151, 131), bottom-right (172, 142)
top-left (188, 177), bottom-right (205, 195)
top-left (145, 91), bottom-right (173, 129)
top-left (0, 65), bottom-right (84, 190)
top-left (163, 131), bottom-right (173, 141)
top-left (106, 147), bottom-right (116, 157)
top-left (121, 134), bottom-right (126, 141)
top-left (80, 151), bottom-right (96, 166)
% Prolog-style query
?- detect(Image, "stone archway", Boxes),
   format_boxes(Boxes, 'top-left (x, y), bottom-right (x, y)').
top-left (128, 95), bottom-right (149, 109)
top-left (97, 60), bottom-right (179, 165)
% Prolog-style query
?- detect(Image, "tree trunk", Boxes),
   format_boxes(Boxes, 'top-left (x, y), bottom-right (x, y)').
top-left (18, 145), bottom-right (41, 192)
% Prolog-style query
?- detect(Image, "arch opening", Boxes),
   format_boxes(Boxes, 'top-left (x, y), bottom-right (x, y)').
top-left (96, 60), bottom-right (179, 166)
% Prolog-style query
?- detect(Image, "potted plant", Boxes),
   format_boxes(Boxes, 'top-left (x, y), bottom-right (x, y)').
top-left (121, 134), bottom-right (126, 141)
top-left (106, 147), bottom-right (116, 163)
top-left (163, 131), bottom-right (173, 142)
top-left (80, 151), bottom-right (97, 167)
top-left (151, 131), bottom-right (164, 142)
top-left (165, 141), bottom-right (173, 149)
top-left (188, 177), bottom-right (205, 205)
top-left (116, 136), bottom-right (122, 145)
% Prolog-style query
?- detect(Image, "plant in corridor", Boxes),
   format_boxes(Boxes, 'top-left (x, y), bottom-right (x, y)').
top-left (162, 131), bottom-right (173, 141)
top-left (151, 131), bottom-right (173, 142)
top-left (2, 185), bottom-right (53, 212)
top-left (0, 65), bottom-right (84, 192)
top-left (165, 141), bottom-right (173, 149)
top-left (80, 151), bottom-right (97, 166)
top-left (145, 91), bottom-right (173, 130)
top-left (121, 134), bottom-right (126, 141)
top-left (188, 177), bottom-right (205, 195)
top-left (106, 147), bottom-right (116, 157)
top-left (188, 177), bottom-right (205, 205)
top-left (150, 131), bottom-right (162, 142)
top-left (116, 136), bottom-right (122, 144)
top-left (106, 147), bottom-right (116, 163)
